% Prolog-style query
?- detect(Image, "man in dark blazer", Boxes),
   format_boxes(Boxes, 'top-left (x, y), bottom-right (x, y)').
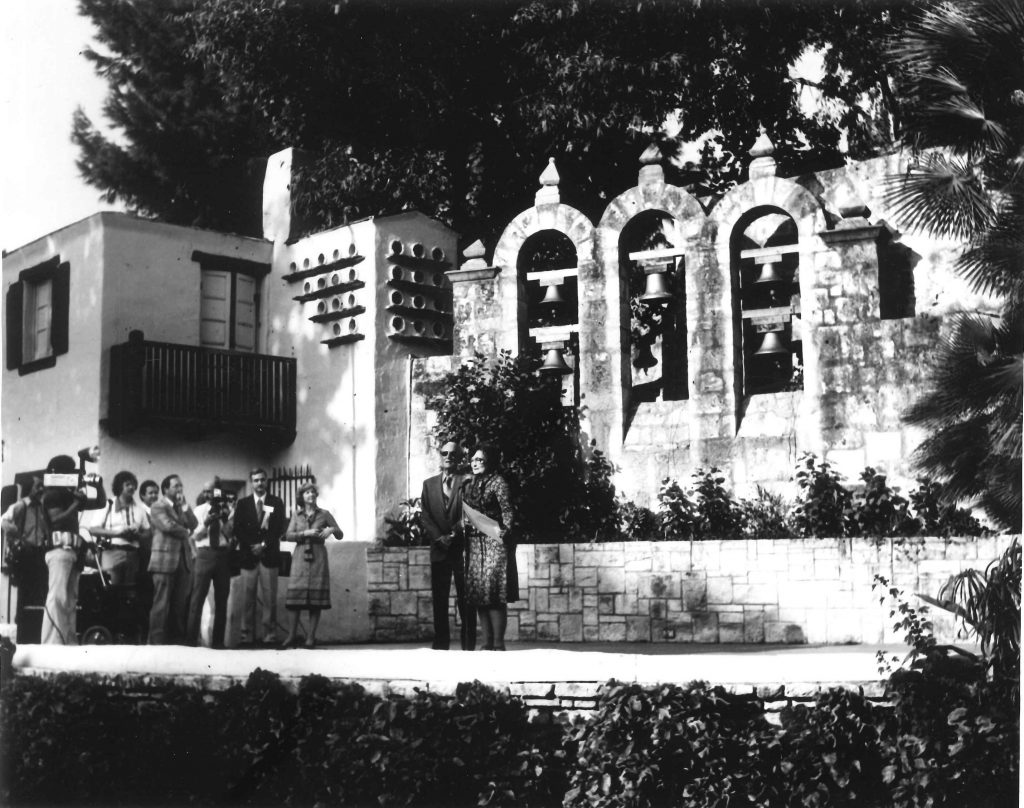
top-left (420, 440), bottom-right (475, 650)
top-left (227, 468), bottom-right (286, 646)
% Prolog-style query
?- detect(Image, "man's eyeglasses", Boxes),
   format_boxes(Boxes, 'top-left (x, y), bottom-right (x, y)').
top-left (440, 449), bottom-right (459, 457)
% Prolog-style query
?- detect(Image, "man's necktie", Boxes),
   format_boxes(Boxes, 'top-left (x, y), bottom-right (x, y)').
top-left (256, 498), bottom-right (264, 528)
top-left (442, 475), bottom-right (452, 505)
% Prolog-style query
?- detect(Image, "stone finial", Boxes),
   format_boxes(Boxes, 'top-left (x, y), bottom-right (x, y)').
top-left (748, 125), bottom-right (775, 158)
top-left (640, 143), bottom-right (663, 165)
top-left (460, 239), bottom-right (489, 271)
top-left (639, 143), bottom-right (665, 186)
top-left (535, 158), bottom-right (560, 206)
top-left (835, 184), bottom-right (871, 221)
top-left (748, 126), bottom-right (777, 181)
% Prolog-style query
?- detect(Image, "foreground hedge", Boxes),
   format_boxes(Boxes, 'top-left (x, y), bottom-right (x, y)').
top-left (0, 667), bottom-right (1016, 807)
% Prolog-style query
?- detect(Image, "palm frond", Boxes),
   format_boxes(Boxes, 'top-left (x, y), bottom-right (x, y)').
top-left (884, 153), bottom-right (994, 240)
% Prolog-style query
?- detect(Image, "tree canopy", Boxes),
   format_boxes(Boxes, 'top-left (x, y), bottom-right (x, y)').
top-left (74, 0), bottom-right (918, 245)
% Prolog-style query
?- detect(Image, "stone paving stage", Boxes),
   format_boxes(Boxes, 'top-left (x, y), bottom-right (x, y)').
top-left (13, 641), bottom-right (910, 718)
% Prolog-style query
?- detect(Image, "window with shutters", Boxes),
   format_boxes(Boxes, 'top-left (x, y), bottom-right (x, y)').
top-left (5, 256), bottom-right (70, 375)
top-left (193, 251), bottom-right (267, 352)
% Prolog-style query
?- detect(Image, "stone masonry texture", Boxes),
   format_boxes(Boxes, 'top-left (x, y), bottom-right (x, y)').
top-left (366, 536), bottom-right (1015, 645)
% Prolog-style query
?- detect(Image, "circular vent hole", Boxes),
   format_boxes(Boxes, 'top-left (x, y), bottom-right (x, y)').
top-left (390, 240), bottom-right (403, 256)
top-left (431, 247), bottom-right (445, 262)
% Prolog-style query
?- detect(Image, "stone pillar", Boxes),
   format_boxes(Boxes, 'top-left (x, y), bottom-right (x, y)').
top-left (447, 240), bottom-right (508, 361)
top-left (816, 203), bottom-right (884, 327)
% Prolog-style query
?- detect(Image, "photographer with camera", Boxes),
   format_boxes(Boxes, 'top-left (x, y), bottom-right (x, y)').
top-left (88, 471), bottom-right (152, 586)
top-left (186, 477), bottom-right (234, 649)
top-left (40, 452), bottom-right (107, 645)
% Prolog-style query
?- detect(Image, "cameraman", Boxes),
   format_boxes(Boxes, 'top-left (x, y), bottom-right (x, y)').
top-left (186, 478), bottom-right (233, 649)
top-left (40, 454), bottom-right (107, 645)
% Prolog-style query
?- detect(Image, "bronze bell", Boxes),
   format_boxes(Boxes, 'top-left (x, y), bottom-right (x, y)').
top-left (541, 283), bottom-right (566, 309)
top-left (640, 268), bottom-right (673, 302)
top-left (754, 261), bottom-right (783, 284)
top-left (753, 332), bottom-right (789, 356)
top-left (633, 340), bottom-right (658, 370)
top-left (539, 345), bottom-right (573, 375)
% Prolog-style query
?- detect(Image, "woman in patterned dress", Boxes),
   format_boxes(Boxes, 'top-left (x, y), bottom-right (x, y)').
top-left (280, 481), bottom-right (343, 649)
top-left (462, 443), bottom-right (518, 650)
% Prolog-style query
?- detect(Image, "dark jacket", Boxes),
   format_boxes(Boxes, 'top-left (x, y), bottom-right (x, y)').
top-left (229, 493), bottom-right (286, 570)
top-left (420, 472), bottom-right (468, 564)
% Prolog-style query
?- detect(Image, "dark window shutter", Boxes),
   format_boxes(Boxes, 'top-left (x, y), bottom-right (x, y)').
top-left (51, 262), bottom-right (71, 356)
top-left (6, 282), bottom-right (24, 370)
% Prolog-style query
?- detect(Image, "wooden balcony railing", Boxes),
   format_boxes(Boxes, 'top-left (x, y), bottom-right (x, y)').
top-left (108, 331), bottom-right (296, 444)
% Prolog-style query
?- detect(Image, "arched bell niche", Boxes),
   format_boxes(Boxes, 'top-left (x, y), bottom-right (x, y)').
top-left (730, 206), bottom-right (804, 398)
top-left (517, 228), bottom-right (580, 399)
top-left (617, 210), bottom-right (688, 404)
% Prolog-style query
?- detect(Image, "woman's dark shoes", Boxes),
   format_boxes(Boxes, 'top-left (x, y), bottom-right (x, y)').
top-left (481, 643), bottom-right (495, 651)
top-left (304, 639), bottom-right (317, 649)
top-left (279, 636), bottom-right (300, 650)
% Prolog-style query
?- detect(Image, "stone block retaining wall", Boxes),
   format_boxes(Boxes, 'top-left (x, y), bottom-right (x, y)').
top-left (367, 536), bottom-right (1014, 645)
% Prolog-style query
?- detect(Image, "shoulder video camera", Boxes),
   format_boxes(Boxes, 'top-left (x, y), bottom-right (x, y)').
top-left (43, 446), bottom-right (102, 489)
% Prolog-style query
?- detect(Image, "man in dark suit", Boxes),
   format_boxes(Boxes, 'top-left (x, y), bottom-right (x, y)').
top-left (227, 468), bottom-right (286, 646)
top-left (420, 440), bottom-right (474, 650)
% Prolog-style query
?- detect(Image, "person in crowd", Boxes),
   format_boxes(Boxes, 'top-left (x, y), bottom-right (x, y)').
top-left (2, 476), bottom-right (49, 633)
top-left (228, 468), bottom-right (286, 647)
top-left (139, 480), bottom-right (160, 512)
top-left (40, 455), bottom-right (107, 645)
top-left (186, 477), bottom-right (233, 649)
top-left (88, 470), bottom-right (151, 586)
top-left (420, 440), bottom-right (474, 650)
top-left (147, 474), bottom-right (198, 645)
top-left (462, 443), bottom-right (518, 651)
top-left (136, 478), bottom-right (160, 641)
top-left (280, 481), bottom-right (343, 649)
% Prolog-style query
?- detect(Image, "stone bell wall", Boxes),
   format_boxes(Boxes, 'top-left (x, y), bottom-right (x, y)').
top-left (366, 535), bottom-right (1015, 645)
top-left (437, 144), bottom-right (986, 508)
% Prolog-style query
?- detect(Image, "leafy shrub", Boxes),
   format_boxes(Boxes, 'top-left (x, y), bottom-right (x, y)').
top-left (560, 445), bottom-right (621, 542)
top-left (774, 688), bottom-right (891, 807)
top-left (0, 671), bottom-right (564, 808)
top-left (617, 498), bottom-right (660, 541)
top-left (849, 466), bottom-right (917, 538)
top-left (909, 480), bottom-right (986, 537)
top-left (791, 453), bottom-right (853, 537)
top-left (690, 467), bottom-right (743, 539)
top-left (739, 486), bottom-right (794, 539)
top-left (875, 548), bottom-right (1021, 808)
top-left (379, 497), bottom-right (425, 547)
top-left (656, 477), bottom-right (698, 540)
top-left (429, 350), bottom-right (586, 540)
top-left (564, 680), bottom-right (773, 808)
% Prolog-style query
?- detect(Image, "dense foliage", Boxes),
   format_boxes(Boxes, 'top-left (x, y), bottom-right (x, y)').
top-left (644, 456), bottom-right (985, 543)
top-left (4, 539), bottom-right (1018, 805)
top-left (0, 672), bottom-right (565, 808)
top-left (74, 0), bottom-right (918, 245)
top-left (429, 351), bottom-right (603, 541)
top-left (893, 0), bottom-right (1024, 531)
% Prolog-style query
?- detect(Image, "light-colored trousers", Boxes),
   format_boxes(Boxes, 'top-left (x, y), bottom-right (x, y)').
top-left (41, 548), bottom-right (80, 645)
top-left (239, 564), bottom-right (279, 643)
